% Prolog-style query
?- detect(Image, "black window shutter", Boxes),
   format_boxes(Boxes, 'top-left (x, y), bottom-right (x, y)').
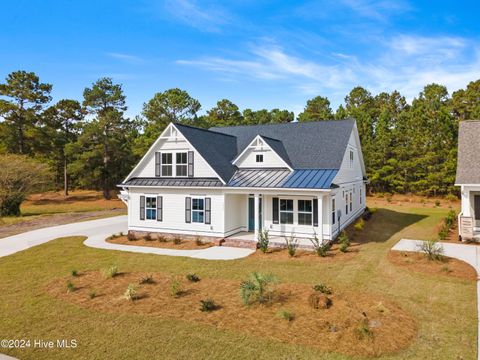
top-left (155, 152), bottom-right (161, 177)
top-left (313, 198), bottom-right (318, 227)
top-left (272, 197), bottom-right (279, 224)
top-left (185, 197), bottom-right (191, 223)
top-left (205, 197), bottom-right (211, 224)
top-left (140, 196), bottom-right (145, 220)
top-left (188, 151), bottom-right (194, 178)
top-left (156, 196), bottom-right (163, 221)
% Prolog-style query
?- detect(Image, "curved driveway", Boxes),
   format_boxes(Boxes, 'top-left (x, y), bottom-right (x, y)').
top-left (0, 216), bottom-right (254, 260)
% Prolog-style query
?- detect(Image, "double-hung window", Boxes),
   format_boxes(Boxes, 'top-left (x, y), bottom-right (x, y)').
top-left (192, 198), bottom-right (204, 223)
top-left (161, 153), bottom-right (172, 176)
top-left (145, 197), bottom-right (157, 220)
top-left (331, 198), bottom-right (336, 225)
top-left (298, 200), bottom-right (313, 225)
top-left (349, 193), bottom-right (353, 212)
top-left (279, 199), bottom-right (294, 224)
top-left (345, 193), bottom-right (349, 215)
top-left (176, 152), bottom-right (187, 177)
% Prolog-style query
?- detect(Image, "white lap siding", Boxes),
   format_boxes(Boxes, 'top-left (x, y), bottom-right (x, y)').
top-left (224, 194), bottom-right (247, 236)
top-left (262, 194), bottom-right (330, 239)
top-left (128, 188), bottom-right (225, 237)
top-left (330, 181), bottom-right (366, 238)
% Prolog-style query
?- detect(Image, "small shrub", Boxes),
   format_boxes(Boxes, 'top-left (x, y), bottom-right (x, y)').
top-left (139, 274), bottom-right (154, 284)
top-left (310, 230), bottom-right (331, 257)
top-left (445, 210), bottom-right (456, 229)
top-left (103, 265), bottom-right (119, 278)
top-left (173, 237), bottom-right (182, 245)
top-left (70, 269), bottom-right (78, 277)
top-left (441, 265), bottom-right (452, 273)
top-left (240, 272), bottom-right (277, 305)
top-left (124, 283), bottom-right (138, 301)
top-left (170, 277), bottom-right (183, 298)
top-left (66, 281), bottom-right (75, 293)
top-left (338, 231), bottom-right (350, 253)
top-left (354, 218), bottom-right (365, 231)
top-left (435, 200), bottom-right (441, 207)
top-left (195, 236), bottom-right (203, 246)
top-left (199, 299), bottom-right (218, 312)
top-left (143, 233), bottom-right (153, 241)
top-left (313, 283), bottom-right (332, 295)
top-left (308, 293), bottom-right (332, 309)
top-left (89, 290), bottom-right (97, 299)
top-left (258, 229), bottom-right (270, 253)
top-left (119, 231), bottom-right (124, 236)
top-left (386, 194), bottom-right (393, 203)
top-left (438, 223), bottom-right (449, 240)
top-left (284, 234), bottom-right (298, 257)
top-left (419, 240), bottom-right (444, 261)
top-left (356, 320), bottom-right (373, 339)
top-left (277, 309), bottom-right (294, 321)
top-left (186, 273), bottom-right (200, 282)
top-left (108, 233), bottom-right (119, 240)
top-left (127, 232), bottom-right (136, 241)
top-left (369, 207), bottom-right (378, 214)
top-left (157, 235), bottom-right (167, 243)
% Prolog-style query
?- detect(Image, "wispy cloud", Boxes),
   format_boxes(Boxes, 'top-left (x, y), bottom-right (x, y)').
top-left (106, 52), bottom-right (145, 65)
top-left (177, 35), bottom-right (480, 106)
top-left (340, 0), bottom-right (412, 21)
top-left (163, 0), bottom-right (232, 32)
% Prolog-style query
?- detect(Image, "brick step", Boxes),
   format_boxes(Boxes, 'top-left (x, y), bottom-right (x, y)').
top-left (221, 239), bottom-right (258, 249)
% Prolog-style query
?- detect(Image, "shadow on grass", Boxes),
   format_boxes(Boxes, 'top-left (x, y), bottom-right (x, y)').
top-left (352, 208), bottom-right (427, 244)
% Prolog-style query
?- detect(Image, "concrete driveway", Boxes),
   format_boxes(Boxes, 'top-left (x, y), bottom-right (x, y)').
top-left (0, 216), bottom-right (254, 260)
top-left (393, 239), bottom-right (480, 360)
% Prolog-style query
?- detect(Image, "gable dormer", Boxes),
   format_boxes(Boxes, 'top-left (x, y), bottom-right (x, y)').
top-left (232, 135), bottom-right (292, 170)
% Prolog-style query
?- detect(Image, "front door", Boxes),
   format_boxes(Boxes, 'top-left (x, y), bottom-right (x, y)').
top-left (475, 195), bottom-right (480, 226)
top-left (248, 197), bottom-right (262, 232)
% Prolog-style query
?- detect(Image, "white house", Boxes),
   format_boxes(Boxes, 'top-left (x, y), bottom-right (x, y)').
top-left (119, 120), bottom-right (367, 247)
top-left (456, 120), bottom-right (480, 241)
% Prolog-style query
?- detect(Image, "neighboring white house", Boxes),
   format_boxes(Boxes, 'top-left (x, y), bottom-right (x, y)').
top-left (456, 120), bottom-right (480, 241)
top-left (119, 120), bottom-right (367, 247)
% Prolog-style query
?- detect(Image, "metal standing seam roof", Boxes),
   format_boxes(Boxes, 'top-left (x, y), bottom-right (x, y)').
top-left (227, 168), bottom-right (339, 189)
top-left (122, 178), bottom-right (224, 187)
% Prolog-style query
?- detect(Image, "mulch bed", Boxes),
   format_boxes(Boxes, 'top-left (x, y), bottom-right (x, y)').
top-left (249, 243), bottom-right (359, 262)
top-left (106, 235), bottom-right (214, 250)
top-left (388, 251), bottom-right (477, 281)
top-left (47, 270), bottom-right (416, 357)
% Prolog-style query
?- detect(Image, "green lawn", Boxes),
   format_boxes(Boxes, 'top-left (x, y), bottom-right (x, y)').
top-left (0, 204), bottom-right (476, 360)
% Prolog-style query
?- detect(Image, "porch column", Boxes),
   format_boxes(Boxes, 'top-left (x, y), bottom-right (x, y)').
top-left (318, 195), bottom-right (324, 243)
top-left (254, 194), bottom-right (260, 241)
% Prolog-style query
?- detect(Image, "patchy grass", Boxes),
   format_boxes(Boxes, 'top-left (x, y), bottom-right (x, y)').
top-left (0, 202), bottom-right (476, 359)
top-left (0, 190), bottom-right (126, 238)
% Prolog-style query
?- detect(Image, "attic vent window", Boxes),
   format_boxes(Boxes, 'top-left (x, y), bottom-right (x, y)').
top-left (256, 154), bottom-right (264, 163)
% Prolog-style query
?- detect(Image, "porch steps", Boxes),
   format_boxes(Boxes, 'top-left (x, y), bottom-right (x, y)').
top-left (221, 239), bottom-right (257, 249)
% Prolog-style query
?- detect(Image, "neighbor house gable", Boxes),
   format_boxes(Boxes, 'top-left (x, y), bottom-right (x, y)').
top-left (232, 135), bottom-right (293, 170)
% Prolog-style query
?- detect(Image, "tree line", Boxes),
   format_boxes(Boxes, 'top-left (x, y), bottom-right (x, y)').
top-left (1, 70), bottom-right (479, 211)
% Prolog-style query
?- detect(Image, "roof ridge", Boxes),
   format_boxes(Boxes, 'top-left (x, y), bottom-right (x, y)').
top-left (210, 118), bottom-right (355, 130)
top-left (174, 122), bottom-right (237, 138)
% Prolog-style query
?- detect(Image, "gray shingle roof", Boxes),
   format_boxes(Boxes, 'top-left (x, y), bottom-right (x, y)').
top-left (456, 120), bottom-right (480, 184)
top-left (210, 119), bottom-right (355, 169)
top-left (259, 136), bottom-right (292, 167)
top-left (174, 123), bottom-right (238, 182)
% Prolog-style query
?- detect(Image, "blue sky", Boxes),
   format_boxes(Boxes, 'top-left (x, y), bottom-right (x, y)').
top-left (1, 0), bottom-right (479, 118)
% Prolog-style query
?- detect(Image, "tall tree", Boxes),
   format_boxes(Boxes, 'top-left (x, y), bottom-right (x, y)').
top-left (0, 71), bottom-right (52, 154)
top-left (70, 77), bottom-right (133, 199)
top-left (204, 99), bottom-right (243, 127)
top-left (452, 79), bottom-right (480, 121)
top-left (242, 108), bottom-right (294, 125)
top-left (270, 109), bottom-right (294, 123)
top-left (42, 100), bottom-right (84, 195)
top-left (135, 88), bottom-right (201, 155)
top-left (297, 96), bottom-right (334, 121)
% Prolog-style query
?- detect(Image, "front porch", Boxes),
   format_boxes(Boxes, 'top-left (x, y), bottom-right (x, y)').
top-left (459, 185), bottom-right (480, 241)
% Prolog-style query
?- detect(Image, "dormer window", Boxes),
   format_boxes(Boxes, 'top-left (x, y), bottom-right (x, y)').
top-left (256, 154), bottom-right (264, 163)
top-left (176, 152), bottom-right (188, 177)
top-left (161, 153), bottom-right (172, 176)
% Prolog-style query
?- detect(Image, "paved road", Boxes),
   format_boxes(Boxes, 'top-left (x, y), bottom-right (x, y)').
top-left (0, 215), bottom-right (254, 260)
top-left (393, 239), bottom-right (480, 360)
